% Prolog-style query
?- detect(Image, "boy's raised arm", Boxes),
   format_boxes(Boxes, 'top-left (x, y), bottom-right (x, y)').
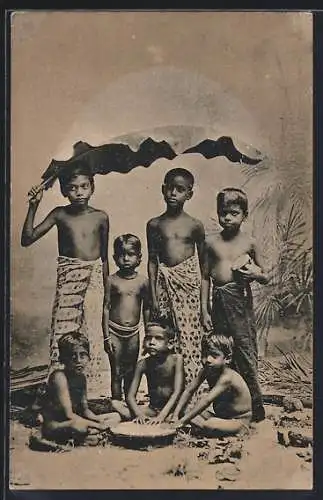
top-left (125, 359), bottom-right (146, 419)
top-left (146, 220), bottom-right (159, 319)
top-left (21, 190), bottom-right (59, 247)
top-left (172, 368), bottom-right (206, 420)
top-left (151, 355), bottom-right (185, 423)
top-left (178, 375), bottom-right (230, 426)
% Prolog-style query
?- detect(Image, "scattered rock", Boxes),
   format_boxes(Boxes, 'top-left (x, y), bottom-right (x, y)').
top-left (277, 428), bottom-right (312, 448)
top-left (277, 428), bottom-right (290, 447)
top-left (283, 396), bottom-right (304, 413)
top-left (165, 459), bottom-right (200, 480)
top-left (288, 430), bottom-right (312, 448)
top-left (296, 447), bottom-right (312, 463)
top-left (215, 463), bottom-right (240, 482)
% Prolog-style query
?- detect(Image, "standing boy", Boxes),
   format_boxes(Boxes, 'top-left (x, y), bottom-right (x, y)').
top-left (146, 168), bottom-right (206, 387)
top-left (21, 162), bottom-right (110, 398)
top-left (201, 187), bottom-right (268, 422)
top-left (104, 234), bottom-right (150, 402)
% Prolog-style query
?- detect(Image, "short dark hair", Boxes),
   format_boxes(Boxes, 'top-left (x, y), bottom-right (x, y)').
top-left (113, 234), bottom-right (142, 257)
top-left (217, 187), bottom-right (248, 216)
top-left (58, 332), bottom-right (90, 364)
top-left (201, 334), bottom-right (234, 360)
top-left (145, 318), bottom-right (175, 341)
top-left (59, 161), bottom-right (94, 197)
top-left (164, 168), bottom-right (194, 188)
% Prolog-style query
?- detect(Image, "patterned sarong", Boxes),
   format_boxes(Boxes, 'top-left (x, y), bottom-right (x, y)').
top-left (157, 254), bottom-right (203, 387)
top-left (49, 256), bottom-right (110, 399)
top-left (211, 281), bottom-right (263, 412)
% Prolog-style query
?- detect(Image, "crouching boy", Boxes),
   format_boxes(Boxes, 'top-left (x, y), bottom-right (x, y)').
top-left (172, 334), bottom-right (252, 436)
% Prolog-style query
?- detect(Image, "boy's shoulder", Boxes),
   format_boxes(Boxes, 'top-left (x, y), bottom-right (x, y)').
top-left (88, 207), bottom-right (109, 219)
top-left (48, 368), bottom-right (67, 384)
top-left (222, 367), bottom-right (243, 386)
top-left (183, 212), bottom-right (204, 229)
top-left (137, 273), bottom-right (149, 285)
top-left (147, 215), bottom-right (163, 228)
top-left (205, 231), bottom-right (223, 247)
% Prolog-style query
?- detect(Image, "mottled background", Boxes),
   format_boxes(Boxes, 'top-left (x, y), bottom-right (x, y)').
top-left (11, 12), bottom-right (312, 369)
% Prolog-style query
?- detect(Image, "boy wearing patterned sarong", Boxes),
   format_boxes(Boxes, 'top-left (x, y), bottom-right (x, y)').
top-left (146, 168), bottom-right (206, 390)
top-left (200, 188), bottom-right (269, 423)
top-left (21, 162), bottom-right (110, 398)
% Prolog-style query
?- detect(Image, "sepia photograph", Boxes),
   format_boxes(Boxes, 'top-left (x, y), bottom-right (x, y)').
top-left (9, 10), bottom-right (313, 490)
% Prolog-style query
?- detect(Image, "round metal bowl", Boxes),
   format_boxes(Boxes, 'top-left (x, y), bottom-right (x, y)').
top-left (109, 422), bottom-right (177, 449)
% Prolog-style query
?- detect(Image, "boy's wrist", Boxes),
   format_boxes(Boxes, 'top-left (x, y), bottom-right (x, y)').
top-left (28, 200), bottom-right (40, 209)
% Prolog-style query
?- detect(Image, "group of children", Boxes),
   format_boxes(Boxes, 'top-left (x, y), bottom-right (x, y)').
top-left (21, 162), bottom-right (268, 446)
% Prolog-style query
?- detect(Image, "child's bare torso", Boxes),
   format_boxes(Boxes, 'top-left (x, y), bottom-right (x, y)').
top-left (56, 206), bottom-right (106, 261)
top-left (150, 212), bottom-right (200, 267)
top-left (207, 367), bottom-right (252, 417)
top-left (206, 231), bottom-right (254, 286)
top-left (43, 370), bottom-right (85, 423)
top-left (145, 353), bottom-right (178, 409)
top-left (109, 273), bottom-right (147, 327)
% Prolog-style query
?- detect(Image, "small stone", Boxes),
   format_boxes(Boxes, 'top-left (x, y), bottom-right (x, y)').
top-left (277, 428), bottom-right (290, 447)
top-left (215, 463), bottom-right (240, 482)
top-left (283, 396), bottom-right (304, 413)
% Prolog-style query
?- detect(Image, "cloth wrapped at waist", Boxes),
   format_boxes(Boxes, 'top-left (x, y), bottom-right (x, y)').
top-left (108, 319), bottom-right (140, 339)
top-left (51, 256), bottom-right (103, 338)
top-left (49, 255), bottom-right (109, 399)
top-left (211, 280), bottom-right (255, 339)
top-left (158, 253), bottom-right (201, 296)
top-left (157, 253), bottom-right (203, 397)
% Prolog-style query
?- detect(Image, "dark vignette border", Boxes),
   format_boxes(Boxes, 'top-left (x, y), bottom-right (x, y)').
top-left (2, 6), bottom-right (322, 500)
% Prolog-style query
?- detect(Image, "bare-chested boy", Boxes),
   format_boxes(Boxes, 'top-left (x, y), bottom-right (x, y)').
top-left (112, 321), bottom-right (184, 424)
top-left (201, 187), bottom-right (268, 422)
top-left (146, 168), bottom-right (205, 389)
top-left (104, 234), bottom-right (150, 403)
top-left (21, 162), bottom-right (110, 397)
top-left (40, 333), bottom-right (120, 446)
top-left (172, 334), bottom-right (252, 436)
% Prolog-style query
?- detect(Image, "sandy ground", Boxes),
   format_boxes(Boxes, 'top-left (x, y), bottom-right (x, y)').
top-left (9, 405), bottom-right (312, 490)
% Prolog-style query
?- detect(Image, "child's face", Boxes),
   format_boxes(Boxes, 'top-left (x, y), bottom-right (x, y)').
top-left (218, 203), bottom-right (246, 232)
top-left (65, 175), bottom-right (93, 205)
top-left (65, 345), bottom-right (89, 374)
top-left (162, 175), bottom-right (193, 209)
top-left (144, 326), bottom-right (170, 356)
top-left (202, 347), bottom-right (228, 372)
top-left (114, 244), bottom-right (141, 271)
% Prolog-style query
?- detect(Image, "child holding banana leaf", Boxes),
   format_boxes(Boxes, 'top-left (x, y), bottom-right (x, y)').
top-left (21, 161), bottom-right (110, 398)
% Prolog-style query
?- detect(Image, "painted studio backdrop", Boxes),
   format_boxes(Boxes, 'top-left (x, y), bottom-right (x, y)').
top-left (11, 12), bottom-right (312, 372)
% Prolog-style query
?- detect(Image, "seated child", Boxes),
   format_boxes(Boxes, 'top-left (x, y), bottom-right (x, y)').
top-left (112, 321), bottom-right (184, 424)
top-left (172, 334), bottom-right (252, 436)
top-left (41, 332), bottom-right (121, 445)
